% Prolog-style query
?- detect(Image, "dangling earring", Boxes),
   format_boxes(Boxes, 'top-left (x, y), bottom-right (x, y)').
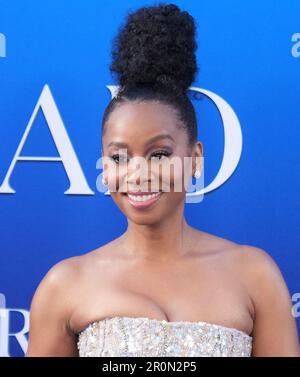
top-left (194, 170), bottom-right (201, 179)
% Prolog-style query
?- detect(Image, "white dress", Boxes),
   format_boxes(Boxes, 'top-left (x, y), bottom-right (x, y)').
top-left (77, 316), bottom-right (253, 357)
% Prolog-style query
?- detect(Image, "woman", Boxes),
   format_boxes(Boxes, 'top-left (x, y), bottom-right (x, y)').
top-left (26, 3), bottom-right (300, 357)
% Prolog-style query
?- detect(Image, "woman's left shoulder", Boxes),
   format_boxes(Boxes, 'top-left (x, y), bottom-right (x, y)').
top-left (236, 244), bottom-right (283, 277)
top-left (235, 244), bottom-right (300, 356)
top-left (192, 229), bottom-right (284, 281)
top-left (232, 244), bottom-right (293, 307)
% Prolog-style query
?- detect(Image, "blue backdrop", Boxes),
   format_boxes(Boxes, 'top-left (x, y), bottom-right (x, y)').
top-left (0, 0), bottom-right (299, 356)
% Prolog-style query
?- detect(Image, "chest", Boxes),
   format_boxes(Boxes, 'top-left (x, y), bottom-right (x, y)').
top-left (72, 259), bottom-right (254, 336)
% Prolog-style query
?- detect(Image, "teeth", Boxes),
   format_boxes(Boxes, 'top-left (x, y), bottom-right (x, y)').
top-left (127, 192), bottom-right (161, 202)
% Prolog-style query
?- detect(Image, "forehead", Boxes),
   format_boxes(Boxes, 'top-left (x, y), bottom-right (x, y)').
top-left (102, 101), bottom-right (183, 145)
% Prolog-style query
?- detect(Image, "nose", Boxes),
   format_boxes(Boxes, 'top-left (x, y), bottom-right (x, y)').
top-left (125, 157), bottom-right (157, 192)
top-left (126, 163), bottom-right (148, 187)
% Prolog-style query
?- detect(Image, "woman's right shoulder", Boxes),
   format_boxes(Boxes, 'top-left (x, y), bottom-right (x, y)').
top-left (31, 256), bottom-right (82, 305)
top-left (29, 252), bottom-right (94, 315)
top-left (41, 246), bottom-right (112, 286)
top-left (36, 242), bottom-right (118, 298)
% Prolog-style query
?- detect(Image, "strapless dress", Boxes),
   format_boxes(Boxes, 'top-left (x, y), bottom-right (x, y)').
top-left (77, 316), bottom-right (253, 357)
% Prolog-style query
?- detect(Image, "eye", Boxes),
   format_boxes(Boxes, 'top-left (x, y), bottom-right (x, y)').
top-left (110, 154), bottom-right (128, 164)
top-left (150, 150), bottom-right (171, 161)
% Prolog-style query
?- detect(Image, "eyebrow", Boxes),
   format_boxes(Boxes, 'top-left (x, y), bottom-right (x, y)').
top-left (107, 134), bottom-right (175, 148)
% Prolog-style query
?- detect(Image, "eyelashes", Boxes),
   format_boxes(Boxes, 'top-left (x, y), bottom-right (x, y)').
top-left (110, 150), bottom-right (172, 164)
top-left (109, 154), bottom-right (126, 164)
top-left (150, 150), bottom-right (172, 161)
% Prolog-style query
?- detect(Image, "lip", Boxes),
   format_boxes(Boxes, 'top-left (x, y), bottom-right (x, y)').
top-left (125, 192), bottom-right (163, 209)
top-left (126, 191), bottom-right (161, 196)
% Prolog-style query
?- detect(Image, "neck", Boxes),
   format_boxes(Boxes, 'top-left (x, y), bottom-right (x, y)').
top-left (121, 204), bottom-right (194, 262)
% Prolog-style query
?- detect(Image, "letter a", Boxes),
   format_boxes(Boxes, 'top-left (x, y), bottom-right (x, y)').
top-left (0, 84), bottom-right (94, 195)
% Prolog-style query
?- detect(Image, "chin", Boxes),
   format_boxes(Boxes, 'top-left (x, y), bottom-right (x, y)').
top-left (126, 214), bottom-right (166, 227)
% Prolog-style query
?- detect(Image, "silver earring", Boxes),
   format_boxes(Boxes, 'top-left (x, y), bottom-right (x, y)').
top-left (194, 170), bottom-right (201, 179)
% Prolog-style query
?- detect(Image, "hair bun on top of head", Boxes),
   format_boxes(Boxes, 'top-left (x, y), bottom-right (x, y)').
top-left (110, 2), bottom-right (198, 97)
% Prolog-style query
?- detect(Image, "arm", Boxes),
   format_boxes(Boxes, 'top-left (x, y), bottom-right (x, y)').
top-left (26, 258), bottom-right (79, 357)
top-left (242, 245), bottom-right (300, 356)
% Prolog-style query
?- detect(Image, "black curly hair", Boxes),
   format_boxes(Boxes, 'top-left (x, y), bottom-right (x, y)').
top-left (101, 2), bottom-right (199, 150)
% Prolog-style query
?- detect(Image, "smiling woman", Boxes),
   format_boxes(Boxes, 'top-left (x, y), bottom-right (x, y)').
top-left (101, 99), bottom-right (201, 221)
top-left (25, 2), bottom-right (300, 357)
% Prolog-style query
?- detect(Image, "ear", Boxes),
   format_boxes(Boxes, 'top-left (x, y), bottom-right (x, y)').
top-left (192, 141), bottom-right (204, 176)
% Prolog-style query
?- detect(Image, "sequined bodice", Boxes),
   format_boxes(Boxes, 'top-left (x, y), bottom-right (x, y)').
top-left (77, 316), bottom-right (252, 357)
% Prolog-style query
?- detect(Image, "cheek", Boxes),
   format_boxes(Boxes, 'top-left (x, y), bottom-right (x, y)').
top-left (172, 165), bottom-right (187, 193)
top-left (105, 164), bottom-right (127, 193)
top-left (161, 157), bottom-right (192, 193)
top-left (107, 172), bottom-right (126, 194)
top-left (106, 170), bottom-right (118, 192)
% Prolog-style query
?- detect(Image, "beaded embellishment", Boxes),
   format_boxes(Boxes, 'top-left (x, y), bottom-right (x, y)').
top-left (77, 316), bottom-right (252, 357)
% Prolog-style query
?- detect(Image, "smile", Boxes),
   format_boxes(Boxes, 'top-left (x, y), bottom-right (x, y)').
top-left (124, 192), bottom-right (162, 209)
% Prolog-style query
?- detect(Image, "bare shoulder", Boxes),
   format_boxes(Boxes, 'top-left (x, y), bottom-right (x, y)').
top-left (238, 245), bottom-right (300, 355)
top-left (236, 244), bottom-right (295, 315)
top-left (42, 239), bottom-right (118, 285)
top-left (238, 244), bottom-right (286, 284)
top-left (29, 249), bottom-right (107, 321)
top-left (193, 229), bottom-right (287, 291)
top-left (29, 255), bottom-right (83, 317)
top-left (26, 255), bottom-right (87, 356)
top-left (40, 255), bottom-right (82, 289)
top-left (219, 242), bottom-right (287, 289)
top-left (191, 228), bottom-right (239, 252)
top-left (196, 229), bottom-right (280, 271)
top-left (239, 243), bottom-right (277, 263)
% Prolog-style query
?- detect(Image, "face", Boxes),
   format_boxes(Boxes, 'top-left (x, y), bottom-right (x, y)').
top-left (101, 100), bottom-right (203, 226)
